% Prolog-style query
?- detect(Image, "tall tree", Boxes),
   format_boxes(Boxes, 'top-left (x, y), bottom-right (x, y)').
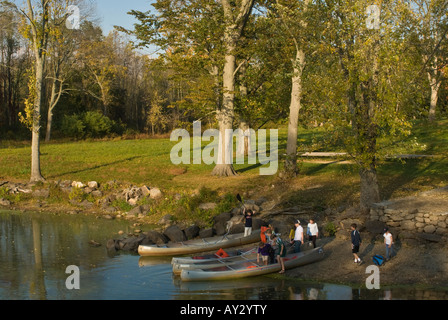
top-left (273, 0), bottom-right (311, 178)
top-left (408, 0), bottom-right (448, 122)
top-left (212, 0), bottom-right (255, 176)
top-left (6, 0), bottom-right (52, 182)
top-left (317, 0), bottom-right (414, 212)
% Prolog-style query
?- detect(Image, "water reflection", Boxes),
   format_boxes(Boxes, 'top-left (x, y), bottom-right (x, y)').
top-left (1, 210), bottom-right (448, 300)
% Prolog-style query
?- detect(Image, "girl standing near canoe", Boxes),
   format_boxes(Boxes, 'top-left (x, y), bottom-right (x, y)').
top-left (271, 234), bottom-right (286, 273)
top-left (307, 219), bottom-right (319, 248)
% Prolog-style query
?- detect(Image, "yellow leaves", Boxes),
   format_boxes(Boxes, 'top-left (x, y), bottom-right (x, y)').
top-left (19, 72), bottom-right (37, 131)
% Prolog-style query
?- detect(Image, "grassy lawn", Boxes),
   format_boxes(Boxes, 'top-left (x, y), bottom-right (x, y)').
top-left (0, 118), bottom-right (447, 210)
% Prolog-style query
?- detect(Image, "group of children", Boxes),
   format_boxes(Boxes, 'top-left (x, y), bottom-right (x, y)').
top-left (253, 216), bottom-right (320, 274)
top-left (245, 206), bottom-right (395, 271)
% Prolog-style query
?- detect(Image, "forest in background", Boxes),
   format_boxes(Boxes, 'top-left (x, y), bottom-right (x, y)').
top-left (0, 0), bottom-right (447, 211)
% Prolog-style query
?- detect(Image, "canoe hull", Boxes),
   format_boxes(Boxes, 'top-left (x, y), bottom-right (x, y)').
top-left (180, 247), bottom-right (324, 282)
top-left (172, 251), bottom-right (258, 275)
top-left (138, 230), bottom-right (261, 257)
top-left (171, 246), bottom-right (257, 265)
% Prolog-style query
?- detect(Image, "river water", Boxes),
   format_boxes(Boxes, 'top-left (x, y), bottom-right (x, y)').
top-left (1, 210), bottom-right (447, 301)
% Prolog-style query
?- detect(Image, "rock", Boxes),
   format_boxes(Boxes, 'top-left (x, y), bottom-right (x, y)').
top-left (127, 206), bottom-right (143, 217)
top-left (91, 190), bottom-right (103, 198)
top-left (128, 197), bottom-right (139, 206)
top-left (418, 233), bottom-right (442, 243)
top-left (214, 212), bottom-right (232, 235)
top-left (72, 181), bottom-right (85, 188)
top-left (33, 188), bottom-right (50, 198)
top-left (140, 185), bottom-right (151, 197)
top-left (199, 202), bottom-right (217, 210)
top-left (144, 230), bottom-right (168, 245)
top-left (339, 218), bottom-right (364, 231)
top-left (185, 225), bottom-right (200, 240)
top-left (120, 235), bottom-right (147, 252)
top-left (79, 200), bottom-right (94, 209)
top-left (104, 206), bottom-right (117, 214)
top-left (163, 225), bottom-right (186, 242)
top-left (400, 221), bottom-right (415, 230)
top-left (199, 228), bottom-right (214, 238)
top-left (365, 220), bottom-right (387, 234)
top-left (106, 239), bottom-right (120, 251)
top-left (424, 225), bottom-right (436, 234)
top-left (59, 180), bottom-right (72, 188)
top-left (158, 214), bottom-right (173, 225)
top-left (88, 181), bottom-right (99, 189)
top-left (102, 214), bottom-right (114, 220)
top-left (88, 240), bottom-right (101, 247)
top-left (149, 187), bottom-right (163, 200)
top-left (83, 187), bottom-right (94, 194)
top-left (0, 198), bottom-right (11, 206)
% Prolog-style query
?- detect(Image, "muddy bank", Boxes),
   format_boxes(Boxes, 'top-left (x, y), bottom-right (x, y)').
top-left (287, 236), bottom-right (448, 288)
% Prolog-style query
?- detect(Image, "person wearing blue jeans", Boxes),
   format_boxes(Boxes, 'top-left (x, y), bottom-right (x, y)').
top-left (293, 220), bottom-right (303, 253)
top-left (384, 227), bottom-right (394, 260)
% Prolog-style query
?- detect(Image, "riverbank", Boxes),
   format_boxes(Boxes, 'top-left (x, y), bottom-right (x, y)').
top-left (286, 236), bottom-right (448, 289)
top-left (2, 178), bottom-right (448, 289)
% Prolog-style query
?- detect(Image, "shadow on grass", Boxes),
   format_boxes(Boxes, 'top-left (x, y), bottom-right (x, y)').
top-left (46, 156), bottom-right (144, 179)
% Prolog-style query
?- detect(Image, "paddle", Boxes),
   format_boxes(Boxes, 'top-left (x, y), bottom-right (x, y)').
top-left (236, 193), bottom-right (246, 212)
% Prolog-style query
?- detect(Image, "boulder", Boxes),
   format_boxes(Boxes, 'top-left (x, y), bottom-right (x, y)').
top-left (140, 185), bottom-right (151, 197)
top-left (106, 239), bottom-right (120, 251)
top-left (87, 181), bottom-right (99, 189)
top-left (213, 212), bottom-right (232, 235)
top-left (163, 225), bottom-right (186, 242)
top-left (149, 187), bottom-right (163, 200)
top-left (199, 228), bottom-right (214, 238)
top-left (72, 181), bottom-right (85, 188)
top-left (0, 198), bottom-right (11, 206)
top-left (144, 230), bottom-right (168, 245)
top-left (423, 225), bottom-right (436, 234)
top-left (120, 235), bottom-right (147, 252)
top-left (91, 190), bottom-right (103, 198)
top-left (184, 225), bottom-right (200, 240)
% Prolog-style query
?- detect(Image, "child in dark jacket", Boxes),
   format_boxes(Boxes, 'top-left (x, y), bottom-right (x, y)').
top-left (350, 223), bottom-right (362, 264)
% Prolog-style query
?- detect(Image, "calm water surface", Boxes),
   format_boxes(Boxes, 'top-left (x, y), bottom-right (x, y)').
top-left (1, 210), bottom-right (447, 300)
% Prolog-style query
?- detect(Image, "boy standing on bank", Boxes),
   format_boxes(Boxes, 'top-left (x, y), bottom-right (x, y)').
top-left (350, 224), bottom-right (362, 264)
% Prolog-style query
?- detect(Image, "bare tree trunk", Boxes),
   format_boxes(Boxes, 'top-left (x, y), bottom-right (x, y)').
top-left (427, 72), bottom-right (440, 122)
top-left (284, 49), bottom-right (305, 177)
top-left (31, 56), bottom-right (45, 182)
top-left (212, 0), bottom-right (254, 177)
top-left (45, 78), bottom-right (63, 142)
top-left (28, 0), bottom-right (48, 183)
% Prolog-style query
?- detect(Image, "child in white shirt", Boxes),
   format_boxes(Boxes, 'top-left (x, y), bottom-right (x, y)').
top-left (383, 227), bottom-right (394, 260)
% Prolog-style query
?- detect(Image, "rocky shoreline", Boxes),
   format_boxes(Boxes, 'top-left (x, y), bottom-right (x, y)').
top-left (2, 179), bottom-right (448, 288)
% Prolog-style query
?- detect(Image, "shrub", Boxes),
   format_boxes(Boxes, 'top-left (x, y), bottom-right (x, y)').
top-left (61, 111), bottom-right (125, 139)
top-left (62, 114), bottom-right (85, 139)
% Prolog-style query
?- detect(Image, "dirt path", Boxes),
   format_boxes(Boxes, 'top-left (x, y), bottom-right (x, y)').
top-left (287, 236), bottom-right (448, 288)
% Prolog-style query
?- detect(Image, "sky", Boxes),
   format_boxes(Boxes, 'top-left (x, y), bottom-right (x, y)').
top-left (93, 0), bottom-right (155, 34)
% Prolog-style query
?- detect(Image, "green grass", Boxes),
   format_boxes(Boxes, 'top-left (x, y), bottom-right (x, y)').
top-left (1, 118), bottom-right (447, 211)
